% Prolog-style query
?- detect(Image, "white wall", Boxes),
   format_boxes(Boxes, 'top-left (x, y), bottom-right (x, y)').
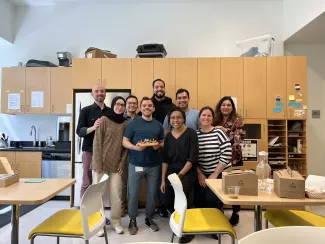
top-left (285, 44), bottom-right (325, 176)
top-left (0, 1), bottom-right (284, 142)
top-left (0, 0), bottom-right (15, 43)
top-left (283, 0), bottom-right (325, 40)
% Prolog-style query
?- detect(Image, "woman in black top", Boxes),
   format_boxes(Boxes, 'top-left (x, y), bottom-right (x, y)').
top-left (160, 107), bottom-right (198, 214)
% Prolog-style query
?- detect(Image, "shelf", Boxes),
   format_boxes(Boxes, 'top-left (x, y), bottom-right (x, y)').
top-left (288, 131), bottom-right (305, 133)
top-left (268, 147), bottom-right (286, 148)
top-left (268, 130), bottom-right (286, 132)
top-left (268, 152), bottom-right (286, 154)
top-left (268, 136), bottom-right (286, 138)
top-left (288, 136), bottom-right (306, 138)
top-left (288, 153), bottom-right (306, 155)
top-left (269, 158), bottom-right (286, 160)
top-left (288, 158), bottom-right (306, 160)
top-left (268, 125), bottom-right (286, 127)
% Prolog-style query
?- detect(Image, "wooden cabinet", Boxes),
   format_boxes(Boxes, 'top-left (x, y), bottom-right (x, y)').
top-left (220, 58), bottom-right (244, 117)
top-left (131, 59), bottom-right (154, 102)
top-left (25, 67), bottom-right (51, 114)
top-left (176, 58), bottom-right (198, 109)
top-left (267, 57), bottom-right (287, 119)
top-left (15, 152), bottom-right (42, 178)
top-left (242, 119), bottom-right (268, 170)
top-left (0, 151), bottom-right (41, 178)
top-left (102, 58), bottom-right (131, 89)
top-left (153, 58), bottom-right (176, 100)
top-left (198, 58), bottom-right (220, 110)
top-left (1, 67), bottom-right (26, 114)
top-left (0, 152), bottom-right (16, 173)
top-left (243, 58), bottom-right (267, 119)
top-left (72, 58), bottom-right (102, 89)
top-left (51, 68), bottom-right (72, 114)
top-left (287, 56), bottom-right (307, 119)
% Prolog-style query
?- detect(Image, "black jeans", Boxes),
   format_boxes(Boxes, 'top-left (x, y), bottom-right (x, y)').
top-left (165, 169), bottom-right (197, 213)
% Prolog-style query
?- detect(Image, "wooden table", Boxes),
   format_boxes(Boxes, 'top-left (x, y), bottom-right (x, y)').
top-left (0, 178), bottom-right (76, 244)
top-left (206, 179), bottom-right (325, 231)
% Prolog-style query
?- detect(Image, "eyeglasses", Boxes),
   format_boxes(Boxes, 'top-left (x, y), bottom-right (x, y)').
top-left (127, 102), bottom-right (138, 105)
top-left (170, 116), bottom-right (183, 120)
top-left (115, 103), bottom-right (125, 108)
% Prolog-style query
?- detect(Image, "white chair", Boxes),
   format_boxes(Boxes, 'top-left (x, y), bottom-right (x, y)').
top-left (28, 174), bottom-right (109, 244)
top-left (238, 226), bottom-right (325, 244)
top-left (168, 173), bottom-right (236, 244)
top-left (264, 175), bottom-right (325, 228)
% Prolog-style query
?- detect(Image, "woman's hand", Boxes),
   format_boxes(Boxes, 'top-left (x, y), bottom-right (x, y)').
top-left (117, 168), bottom-right (123, 176)
top-left (160, 180), bottom-right (166, 193)
top-left (208, 172), bottom-right (219, 179)
top-left (198, 172), bottom-right (207, 188)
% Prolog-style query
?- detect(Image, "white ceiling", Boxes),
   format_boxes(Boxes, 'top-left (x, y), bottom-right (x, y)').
top-left (10, 0), bottom-right (283, 6)
top-left (285, 12), bottom-right (325, 44)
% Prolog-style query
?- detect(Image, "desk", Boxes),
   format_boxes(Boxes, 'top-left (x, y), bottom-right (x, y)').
top-left (0, 178), bottom-right (76, 244)
top-left (206, 179), bottom-right (325, 231)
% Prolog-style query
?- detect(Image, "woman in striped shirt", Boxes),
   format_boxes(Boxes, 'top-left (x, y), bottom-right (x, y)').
top-left (194, 106), bottom-right (232, 212)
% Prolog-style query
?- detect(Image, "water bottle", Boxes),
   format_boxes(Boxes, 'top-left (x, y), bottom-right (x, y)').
top-left (256, 151), bottom-right (271, 192)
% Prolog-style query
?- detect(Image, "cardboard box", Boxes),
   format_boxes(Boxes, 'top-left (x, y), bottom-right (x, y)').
top-left (222, 170), bottom-right (258, 196)
top-left (274, 170), bottom-right (305, 199)
top-left (85, 47), bottom-right (117, 58)
top-left (0, 173), bottom-right (19, 188)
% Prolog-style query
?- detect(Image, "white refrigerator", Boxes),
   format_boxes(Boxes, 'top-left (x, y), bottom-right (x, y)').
top-left (73, 91), bottom-right (130, 207)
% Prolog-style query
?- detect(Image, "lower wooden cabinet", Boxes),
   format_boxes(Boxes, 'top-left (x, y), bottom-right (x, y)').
top-left (0, 151), bottom-right (42, 178)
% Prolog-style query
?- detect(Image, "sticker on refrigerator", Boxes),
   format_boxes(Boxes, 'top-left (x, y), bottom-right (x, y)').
top-left (294, 110), bottom-right (305, 117)
top-left (295, 84), bottom-right (300, 90)
top-left (273, 107), bottom-right (282, 113)
top-left (8, 93), bottom-right (20, 110)
top-left (240, 139), bottom-right (258, 162)
top-left (276, 102), bottom-right (284, 107)
top-left (289, 95), bottom-right (295, 101)
top-left (31, 91), bottom-right (44, 108)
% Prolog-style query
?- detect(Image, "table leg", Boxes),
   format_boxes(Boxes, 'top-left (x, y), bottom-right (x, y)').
top-left (11, 204), bottom-right (19, 244)
top-left (254, 205), bottom-right (262, 232)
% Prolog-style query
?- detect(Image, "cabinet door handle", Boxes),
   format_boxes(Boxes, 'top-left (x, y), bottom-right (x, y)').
top-left (103, 79), bottom-right (106, 86)
top-left (245, 109), bottom-right (248, 118)
top-left (26, 105), bottom-right (29, 112)
top-left (52, 105), bottom-right (54, 113)
top-left (263, 124), bottom-right (266, 133)
top-left (290, 109), bottom-right (292, 118)
top-left (238, 109), bottom-right (242, 117)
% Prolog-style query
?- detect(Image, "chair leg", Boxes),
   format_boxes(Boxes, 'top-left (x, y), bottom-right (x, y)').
top-left (30, 235), bottom-right (36, 244)
top-left (265, 219), bottom-right (269, 229)
top-left (103, 226), bottom-right (109, 244)
top-left (85, 240), bottom-right (89, 244)
top-left (57, 236), bottom-right (60, 244)
top-left (170, 233), bottom-right (175, 243)
top-left (218, 234), bottom-right (221, 244)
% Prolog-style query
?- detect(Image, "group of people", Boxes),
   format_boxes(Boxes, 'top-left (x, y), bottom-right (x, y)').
top-left (76, 79), bottom-right (245, 243)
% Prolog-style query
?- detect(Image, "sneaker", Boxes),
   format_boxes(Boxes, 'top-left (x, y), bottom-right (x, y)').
top-left (145, 217), bottom-right (159, 232)
top-left (128, 219), bottom-right (138, 235)
top-left (96, 229), bottom-right (105, 237)
top-left (229, 212), bottom-right (239, 226)
top-left (106, 218), bottom-right (111, 225)
top-left (179, 235), bottom-right (195, 243)
top-left (157, 205), bottom-right (169, 217)
top-left (114, 225), bottom-right (124, 234)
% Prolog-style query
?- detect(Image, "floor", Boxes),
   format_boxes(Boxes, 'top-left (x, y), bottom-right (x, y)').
top-left (0, 201), bottom-right (267, 244)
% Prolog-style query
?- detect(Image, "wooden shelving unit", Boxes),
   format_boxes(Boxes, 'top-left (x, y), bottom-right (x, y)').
top-left (267, 120), bottom-right (308, 177)
top-left (267, 120), bottom-right (287, 176)
top-left (287, 120), bottom-right (307, 176)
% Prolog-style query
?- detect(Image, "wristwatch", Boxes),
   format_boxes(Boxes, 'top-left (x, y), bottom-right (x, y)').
top-left (178, 173), bottom-right (184, 179)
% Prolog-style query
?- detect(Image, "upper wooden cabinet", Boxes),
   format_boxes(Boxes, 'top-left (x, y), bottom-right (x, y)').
top-left (267, 57), bottom-right (287, 119)
top-left (1, 67), bottom-right (26, 114)
top-left (176, 58), bottom-right (198, 109)
top-left (220, 58), bottom-right (244, 117)
top-left (72, 58), bottom-right (102, 89)
top-left (287, 56), bottom-right (307, 119)
top-left (243, 58), bottom-right (267, 119)
top-left (25, 67), bottom-right (51, 114)
top-left (51, 68), bottom-right (72, 114)
top-left (153, 58), bottom-right (176, 100)
top-left (102, 58), bottom-right (131, 89)
top-left (198, 58), bottom-right (220, 110)
top-left (131, 59), bottom-right (154, 101)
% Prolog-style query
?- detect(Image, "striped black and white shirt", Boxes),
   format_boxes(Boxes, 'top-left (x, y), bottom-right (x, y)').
top-left (197, 128), bottom-right (232, 174)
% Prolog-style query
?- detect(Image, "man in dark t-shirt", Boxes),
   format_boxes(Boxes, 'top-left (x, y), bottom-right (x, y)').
top-left (123, 97), bottom-right (164, 235)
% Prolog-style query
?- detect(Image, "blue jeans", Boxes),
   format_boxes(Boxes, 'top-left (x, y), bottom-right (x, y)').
top-left (128, 164), bottom-right (160, 220)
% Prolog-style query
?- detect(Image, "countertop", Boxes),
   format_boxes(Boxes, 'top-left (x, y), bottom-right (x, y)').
top-left (0, 147), bottom-right (71, 153)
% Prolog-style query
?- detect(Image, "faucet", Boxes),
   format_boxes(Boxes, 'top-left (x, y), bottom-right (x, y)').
top-left (30, 125), bottom-right (37, 147)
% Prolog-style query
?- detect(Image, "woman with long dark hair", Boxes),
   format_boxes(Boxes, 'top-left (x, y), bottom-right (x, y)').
top-left (213, 96), bottom-right (246, 226)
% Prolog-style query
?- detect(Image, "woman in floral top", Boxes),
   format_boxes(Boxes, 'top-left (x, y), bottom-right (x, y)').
top-left (213, 96), bottom-right (246, 226)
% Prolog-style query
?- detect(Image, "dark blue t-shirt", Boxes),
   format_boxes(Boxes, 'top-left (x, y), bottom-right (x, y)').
top-left (124, 117), bottom-right (164, 167)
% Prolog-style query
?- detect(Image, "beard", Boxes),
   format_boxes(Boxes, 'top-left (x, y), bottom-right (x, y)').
top-left (154, 92), bottom-right (165, 99)
top-left (95, 96), bottom-right (105, 102)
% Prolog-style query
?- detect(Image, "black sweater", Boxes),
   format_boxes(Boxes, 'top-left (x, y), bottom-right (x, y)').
top-left (163, 128), bottom-right (199, 172)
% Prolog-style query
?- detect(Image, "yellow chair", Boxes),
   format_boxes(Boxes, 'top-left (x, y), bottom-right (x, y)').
top-left (168, 173), bottom-right (236, 244)
top-left (264, 175), bottom-right (325, 228)
top-left (28, 174), bottom-right (109, 244)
